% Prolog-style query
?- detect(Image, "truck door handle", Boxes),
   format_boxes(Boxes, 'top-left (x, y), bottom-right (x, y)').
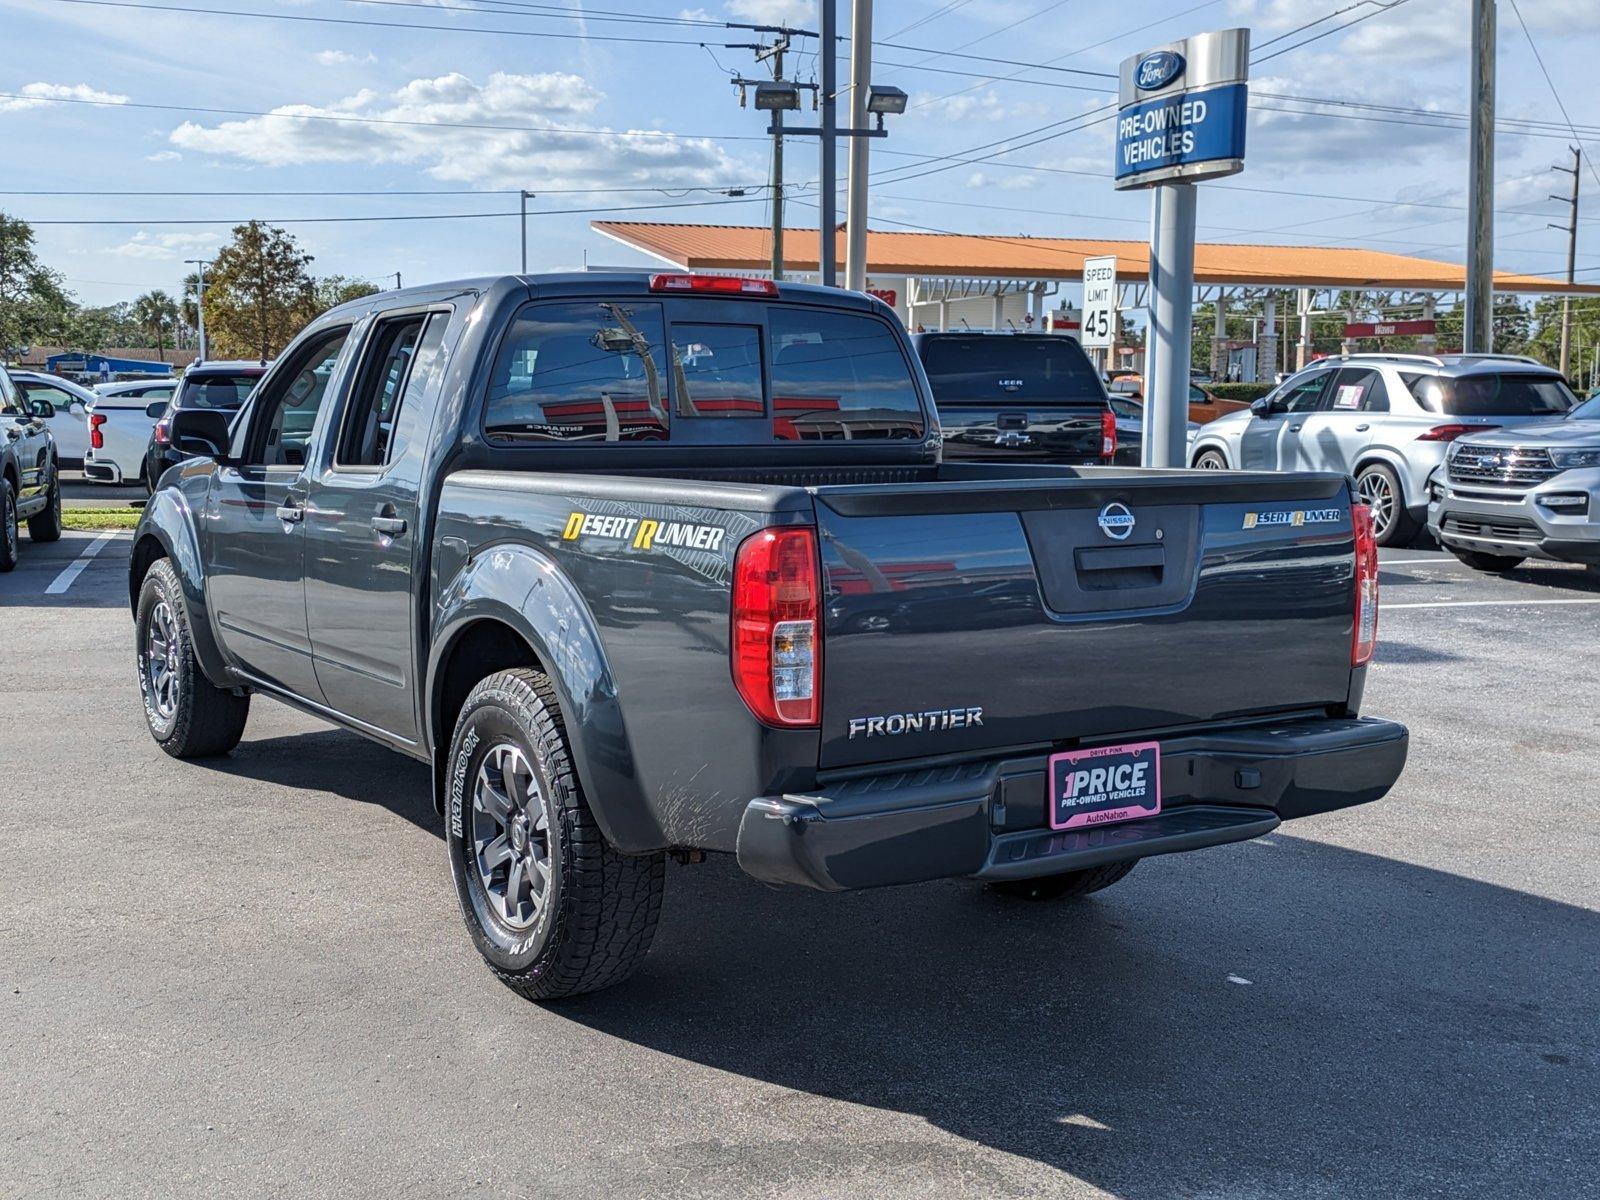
top-left (275, 503), bottom-right (304, 523)
top-left (1355, 423), bottom-right (1370, 432)
top-left (1287, 423), bottom-right (1302, 432)
top-left (371, 515), bottom-right (407, 537)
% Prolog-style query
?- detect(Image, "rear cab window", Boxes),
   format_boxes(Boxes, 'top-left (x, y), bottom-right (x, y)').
top-left (483, 298), bottom-right (924, 444)
top-left (179, 372), bottom-right (263, 411)
top-left (917, 335), bottom-right (1105, 407)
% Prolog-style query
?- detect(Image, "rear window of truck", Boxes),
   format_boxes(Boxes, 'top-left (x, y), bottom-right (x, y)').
top-left (483, 300), bottom-right (924, 443)
top-left (918, 335), bottom-right (1104, 406)
top-left (179, 372), bottom-right (262, 410)
top-left (1402, 372), bottom-right (1577, 417)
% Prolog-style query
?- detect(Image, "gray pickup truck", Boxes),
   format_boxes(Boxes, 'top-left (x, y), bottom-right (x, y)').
top-left (130, 273), bottom-right (1407, 1000)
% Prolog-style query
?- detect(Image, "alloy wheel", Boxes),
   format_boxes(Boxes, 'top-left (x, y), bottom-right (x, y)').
top-left (471, 743), bottom-right (553, 931)
top-left (4, 500), bottom-right (16, 559)
top-left (1357, 470), bottom-right (1395, 541)
top-left (144, 600), bottom-right (181, 724)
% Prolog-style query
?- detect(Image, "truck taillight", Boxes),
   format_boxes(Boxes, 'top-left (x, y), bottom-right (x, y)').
top-left (1417, 423), bottom-right (1495, 443)
top-left (1352, 503), bottom-right (1379, 666)
top-left (1100, 409), bottom-right (1117, 460)
top-left (731, 528), bottom-right (821, 727)
top-left (153, 416), bottom-right (170, 446)
top-left (90, 412), bottom-right (106, 450)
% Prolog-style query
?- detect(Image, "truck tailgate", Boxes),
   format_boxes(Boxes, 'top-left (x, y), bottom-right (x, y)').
top-left (812, 470), bottom-right (1358, 770)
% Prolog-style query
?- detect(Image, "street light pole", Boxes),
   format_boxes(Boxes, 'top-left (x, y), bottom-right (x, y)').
top-left (844, 0), bottom-right (873, 291)
top-left (818, 0), bottom-right (838, 287)
top-left (184, 258), bottom-right (210, 362)
top-left (1465, 0), bottom-right (1496, 353)
top-left (520, 190), bottom-right (536, 274)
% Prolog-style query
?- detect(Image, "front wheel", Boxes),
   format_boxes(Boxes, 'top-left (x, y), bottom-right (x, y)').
top-left (1192, 449), bottom-right (1228, 470)
top-left (445, 668), bottom-right (665, 1001)
top-left (136, 558), bottom-right (250, 757)
top-left (1448, 548), bottom-right (1526, 574)
top-left (27, 471), bottom-right (62, 543)
top-left (988, 859), bottom-right (1138, 901)
top-left (0, 479), bottom-right (17, 573)
top-left (1355, 463), bottom-right (1418, 546)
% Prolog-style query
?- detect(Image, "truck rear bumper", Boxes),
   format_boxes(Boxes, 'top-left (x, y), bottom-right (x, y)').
top-left (735, 716), bottom-right (1408, 891)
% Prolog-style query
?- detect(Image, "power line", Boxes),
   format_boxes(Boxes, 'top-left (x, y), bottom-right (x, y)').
top-left (1252, 0), bottom-right (1416, 65)
top-left (1507, 0), bottom-right (1600, 194)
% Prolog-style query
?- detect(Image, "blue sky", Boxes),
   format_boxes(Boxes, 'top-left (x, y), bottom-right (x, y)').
top-left (2, 0), bottom-right (1597, 307)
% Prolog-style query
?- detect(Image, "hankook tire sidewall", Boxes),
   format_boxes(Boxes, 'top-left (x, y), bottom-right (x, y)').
top-left (446, 699), bottom-right (564, 970)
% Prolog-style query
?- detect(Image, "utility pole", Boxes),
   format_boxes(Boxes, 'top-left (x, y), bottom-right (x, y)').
top-left (184, 258), bottom-right (210, 362)
top-left (1465, 0), bottom-right (1496, 353)
top-left (519, 190), bottom-right (536, 274)
top-left (730, 35), bottom-right (796, 279)
top-left (1551, 146), bottom-right (1581, 378)
top-left (844, 0), bottom-right (873, 291)
top-left (394, 271), bottom-right (403, 290)
top-left (819, 0), bottom-right (838, 286)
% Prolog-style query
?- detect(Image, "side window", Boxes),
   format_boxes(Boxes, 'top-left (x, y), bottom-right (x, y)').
top-left (0, 370), bottom-right (19, 415)
top-left (769, 309), bottom-right (925, 441)
top-left (1401, 372), bottom-right (1443, 413)
top-left (337, 312), bottom-right (446, 468)
top-left (1327, 369), bottom-right (1383, 413)
top-left (669, 323), bottom-right (764, 419)
top-left (1276, 372), bottom-right (1330, 414)
top-left (241, 328), bottom-right (350, 467)
top-left (485, 301), bottom-right (668, 443)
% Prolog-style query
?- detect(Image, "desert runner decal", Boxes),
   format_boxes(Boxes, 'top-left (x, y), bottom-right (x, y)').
top-left (562, 511), bottom-right (728, 553)
top-left (1242, 508), bottom-right (1342, 529)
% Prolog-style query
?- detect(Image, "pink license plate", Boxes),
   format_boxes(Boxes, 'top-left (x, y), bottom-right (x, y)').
top-left (1047, 741), bottom-right (1162, 831)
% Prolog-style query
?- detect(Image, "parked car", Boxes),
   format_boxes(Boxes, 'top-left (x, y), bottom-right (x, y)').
top-left (912, 331), bottom-right (1116, 465)
top-left (1427, 387), bottom-right (1600, 573)
top-left (8, 371), bottom-right (97, 464)
top-left (0, 365), bottom-right (63, 569)
top-left (132, 272), bottom-right (1407, 1000)
top-left (1187, 353), bottom-right (1579, 545)
top-left (83, 381), bottom-right (176, 486)
top-left (1106, 394), bottom-right (1199, 465)
top-left (143, 361), bottom-right (267, 488)
top-left (1107, 374), bottom-right (1248, 425)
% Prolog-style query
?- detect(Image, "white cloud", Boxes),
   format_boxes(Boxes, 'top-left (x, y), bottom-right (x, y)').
top-left (725, 0), bottom-right (811, 25)
top-left (168, 71), bottom-right (741, 193)
top-left (964, 171), bottom-right (1044, 191)
top-left (0, 82), bottom-right (129, 113)
top-left (679, 7), bottom-right (714, 19)
top-left (146, 150), bottom-right (182, 163)
top-left (315, 49), bottom-right (376, 66)
top-left (1232, 0), bottom-right (1596, 64)
top-left (108, 231), bottom-right (220, 260)
top-left (909, 89), bottom-right (1047, 124)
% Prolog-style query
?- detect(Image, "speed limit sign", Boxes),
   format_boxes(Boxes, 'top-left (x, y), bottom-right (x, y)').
top-left (1081, 256), bottom-right (1117, 348)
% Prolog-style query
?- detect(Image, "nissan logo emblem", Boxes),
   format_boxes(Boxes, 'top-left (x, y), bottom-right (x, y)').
top-left (1098, 502), bottom-right (1135, 540)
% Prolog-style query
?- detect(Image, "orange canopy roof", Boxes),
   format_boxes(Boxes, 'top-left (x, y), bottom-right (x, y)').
top-left (593, 221), bottom-right (1597, 295)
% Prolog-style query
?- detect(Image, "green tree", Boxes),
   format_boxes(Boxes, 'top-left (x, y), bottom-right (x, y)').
top-left (204, 221), bottom-right (317, 360)
top-left (0, 212), bottom-right (77, 356)
top-left (312, 274), bottom-right (381, 315)
top-left (132, 289), bottom-right (180, 361)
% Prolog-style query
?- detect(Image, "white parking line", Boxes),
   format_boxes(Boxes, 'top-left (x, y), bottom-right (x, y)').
top-left (1381, 557), bottom-right (1462, 566)
top-left (1385, 597), bottom-right (1600, 610)
top-left (45, 532), bottom-right (119, 595)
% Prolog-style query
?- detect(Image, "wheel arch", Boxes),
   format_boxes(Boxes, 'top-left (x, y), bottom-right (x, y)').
top-left (1351, 449), bottom-right (1413, 508)
top-left (426, 546), bottom-right (661, 852)
top-left (130, 487), bottom-right (231, 685)
top-left (1188, 438), bottom-right (1231, 468)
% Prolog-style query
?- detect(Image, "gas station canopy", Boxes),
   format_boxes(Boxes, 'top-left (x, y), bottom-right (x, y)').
top-left (592, 222), bottom-right (1599, 295)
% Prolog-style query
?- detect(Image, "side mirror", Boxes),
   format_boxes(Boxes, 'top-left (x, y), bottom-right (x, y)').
top-left (171, 408), bottom-right (235, 464)
top-left (1249, 397), bottom-right (1274, 417)
top-left (29, 399), bottom-right (56, 419)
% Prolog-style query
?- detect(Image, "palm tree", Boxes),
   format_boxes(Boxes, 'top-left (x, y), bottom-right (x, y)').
top-left (133, 289), bottom-right (180, 362)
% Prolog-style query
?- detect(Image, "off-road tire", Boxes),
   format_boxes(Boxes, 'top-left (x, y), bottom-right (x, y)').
top-left (135, 558), bottom-right (250, 757)
top-left (1192, 449), bottom-right (1228, 470)
top-left (1447, 548), bottom-right (1527, 574)
top-left (989, 859), bottom-right (1139, 901)
top-left (445, 667), bottom-right (665, 1001)
top-left (27, 471), bottom-right (62, 543)
top-left (0, 479), bottom-right (17, 572)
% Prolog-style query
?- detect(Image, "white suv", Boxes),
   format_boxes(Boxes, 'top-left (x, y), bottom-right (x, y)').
top-left (1188, 354), bottom-right (1579, 544)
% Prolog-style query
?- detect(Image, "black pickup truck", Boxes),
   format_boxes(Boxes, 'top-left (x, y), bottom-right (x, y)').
top-left (131, 273), bottom-right (1407, 1000)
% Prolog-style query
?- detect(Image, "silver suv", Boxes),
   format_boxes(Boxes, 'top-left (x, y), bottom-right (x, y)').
top-left (1187, 354), bottom-right (1578, 545)
top-left (1428, 388), bottom-right (1598, 573)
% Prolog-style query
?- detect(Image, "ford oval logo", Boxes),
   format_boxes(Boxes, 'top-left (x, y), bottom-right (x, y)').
top-left (1135, 50), bottom-right (1185, 91)
top-left (1098, 502), bottom-right (1136, 541)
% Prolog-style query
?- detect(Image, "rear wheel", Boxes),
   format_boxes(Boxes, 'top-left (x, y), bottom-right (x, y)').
top-left (445, 667), bottom-right (665, 1001)
top-left (136, 558), bottom-right (250, 757)
top-left (1192, 449), bottom-right (1228, 470)
top-left (0, 480), bottom-right (17, 573)
top-left (989, 859), bottom-right (1138, 901)
top-left (1355, 463), bottom-right (1418, 546)
top-left (1448, 548), bottom-right (1526, 574)
top-left (27, 471), bottom-right (62, 543)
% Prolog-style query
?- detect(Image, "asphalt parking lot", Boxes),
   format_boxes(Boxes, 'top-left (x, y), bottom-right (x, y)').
top-left (2, 534), bottom-right (1596, 1199)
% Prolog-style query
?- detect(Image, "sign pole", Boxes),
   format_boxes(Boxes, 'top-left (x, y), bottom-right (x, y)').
top-left (1147, 183), bottom-right (1196, 469)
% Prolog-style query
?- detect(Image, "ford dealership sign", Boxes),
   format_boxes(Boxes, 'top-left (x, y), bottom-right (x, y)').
top-left (1117, 29), bottom-right (1249, 190)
